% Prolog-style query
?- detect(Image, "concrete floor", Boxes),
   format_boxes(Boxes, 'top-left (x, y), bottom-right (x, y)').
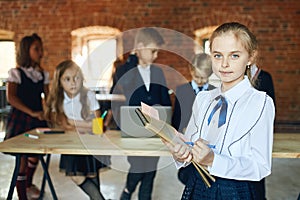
top-left (0, 153), bottom-right (299, 200)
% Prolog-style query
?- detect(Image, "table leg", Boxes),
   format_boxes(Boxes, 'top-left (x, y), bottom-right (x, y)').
top-left (38, 155), bottom-right (58, 200)
top-left (7, 154), bottom-right (21, 200)
top-left (39, 154), bottom-right (51, 199)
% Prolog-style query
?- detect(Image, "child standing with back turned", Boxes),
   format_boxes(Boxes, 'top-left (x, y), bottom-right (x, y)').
top-left (45, 60), bottom-right (106, 200)
top-left (164, 22), bottom-right (275, 199)
top-left (5, 33), bottom-right (49, 200)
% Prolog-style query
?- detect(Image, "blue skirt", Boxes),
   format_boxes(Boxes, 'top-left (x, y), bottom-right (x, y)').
top-left (181, 165), bottom-right (263, 200)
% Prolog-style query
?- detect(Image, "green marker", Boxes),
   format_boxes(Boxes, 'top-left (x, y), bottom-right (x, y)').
top-left (101, 110), bottom-right (108, 119)
top-left (24, 133), bottom-right (39, 139)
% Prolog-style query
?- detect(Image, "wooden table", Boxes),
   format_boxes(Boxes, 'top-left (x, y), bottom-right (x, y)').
top-left (0, 131), bottom-right (299, 199)
top-left (0, 130), bottom-right (168, 200)
top-left (1, 131), bottom-right (298, 158)
top-left (272, 133), bottom-right (300, 158)
top-left (0, 130), bottom-right (169, 156)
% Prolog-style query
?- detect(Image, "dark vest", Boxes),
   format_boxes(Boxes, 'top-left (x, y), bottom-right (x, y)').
top-left (17, 68), bottom-right (44, 111)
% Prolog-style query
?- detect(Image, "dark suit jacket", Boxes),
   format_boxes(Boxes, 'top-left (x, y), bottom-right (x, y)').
top-left (171, 82), bottom-right (215, 133)
top-left (113, 64), bottom-right (171, 171)
top-left (112, 64), bottom-right (171, 126)
top-left (124, 66), bottom-right (171, 106)
top-left (110, 54), bottom-right (138, 93)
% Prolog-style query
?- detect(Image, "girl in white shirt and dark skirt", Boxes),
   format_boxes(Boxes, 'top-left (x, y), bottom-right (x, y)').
top-left (164, 22), bottom-right (275, 199)
top-left (45, 60), bottom-right (106, 200)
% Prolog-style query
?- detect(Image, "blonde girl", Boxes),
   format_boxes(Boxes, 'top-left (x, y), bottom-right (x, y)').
top-left (45, 60), bottom-right (105, 200)
top-left (164, 22), bottom-right (275, 199)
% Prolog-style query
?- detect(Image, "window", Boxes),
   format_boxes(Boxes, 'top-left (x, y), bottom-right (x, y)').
top-left (0, 41), bottom-right (16, 80)
top-left (0, 30), bottom-right (15, 85)
top-left (71, 26), bottom-right (121, 92)
top-left (202, 38), bottom-right (210, 54)
top-left (194, 26), bottom-right (221, 87)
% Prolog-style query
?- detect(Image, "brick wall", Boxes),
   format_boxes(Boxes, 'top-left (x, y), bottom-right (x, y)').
top-left (0, 0), bottom-right (299, 124)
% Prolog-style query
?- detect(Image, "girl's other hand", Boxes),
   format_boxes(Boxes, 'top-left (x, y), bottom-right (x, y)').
top-left (162, 139), bottom-right (193, 163)
top-left (31, 111), bottom-right (45, 121)
top-left (191, 139), bottom-right (214, 167)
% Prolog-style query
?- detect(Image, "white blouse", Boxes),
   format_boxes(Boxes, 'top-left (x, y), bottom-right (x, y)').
top-left (178, 77), bottom-right (275, 181)
top-left (63, 90), bottom-right (100, 121)
top-left (7, 67), bottom-right (50, 84)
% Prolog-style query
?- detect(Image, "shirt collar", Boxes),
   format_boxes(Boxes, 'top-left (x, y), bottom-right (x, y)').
top-left (210, 76), bottom-right (252, 105)
top-left (191, 81), bottom-right (209, 91)
top-left (202, 83), bottom-right (209, 90)
top-left (137, 65), bottom-right (151, 71)
top-left (20, 66), bottom-right (43, 83)
top-left (250, 64), bottom-right (258, 78)
top-left (191, 80), bottom-right (198, 90)
top-left (63, 92), bottom-right (80, 104)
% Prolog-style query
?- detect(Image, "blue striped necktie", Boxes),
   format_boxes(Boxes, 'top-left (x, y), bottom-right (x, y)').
top-left (207, 95), bottom-right (228, 128)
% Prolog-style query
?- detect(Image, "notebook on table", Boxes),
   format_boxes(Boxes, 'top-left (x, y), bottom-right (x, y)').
top-left (120, 106), bottom-right (172, 138)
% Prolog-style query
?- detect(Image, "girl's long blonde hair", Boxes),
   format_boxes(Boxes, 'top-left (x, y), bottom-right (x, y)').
top-left (45, 60), bottom-right (90, 124)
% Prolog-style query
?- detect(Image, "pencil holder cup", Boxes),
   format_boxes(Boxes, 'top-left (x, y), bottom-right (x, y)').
top-left (92, 118), bottom-right (103, 134)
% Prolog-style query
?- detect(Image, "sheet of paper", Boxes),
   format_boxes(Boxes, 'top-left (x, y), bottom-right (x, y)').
top-left (141, 102), bottom-right (159, 120)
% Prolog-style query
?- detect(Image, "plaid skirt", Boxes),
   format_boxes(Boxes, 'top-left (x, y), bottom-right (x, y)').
top-left (5, 108), bottom-right (48, 140)
top-left (181, 165), bottom-right (263, 200)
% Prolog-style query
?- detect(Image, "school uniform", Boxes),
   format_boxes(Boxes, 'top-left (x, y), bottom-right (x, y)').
top-left (5, 67), bottom-right (49, 140)
top-left (106, 54), bottom-right (139, 127)
top-left (115, 64), bottom-right (171, 200)
top-left (59, 91), bottom-right (106, 176)
top-left (177, 77), bottom-right (275, 199)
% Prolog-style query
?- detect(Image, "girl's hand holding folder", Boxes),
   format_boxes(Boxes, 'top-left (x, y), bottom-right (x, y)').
top-left (162, 138), bottom-right (193, 163)
top-left (191, 139), bottom-right (214, 167)
top-left (135, 107), bottom-right (215, 187)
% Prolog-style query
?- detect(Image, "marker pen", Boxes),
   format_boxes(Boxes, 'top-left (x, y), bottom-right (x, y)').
top-left (24, 133), bottom-right (39, 139)
top-left (184, 141), bottom-right (194, 146)
top-left (184, 141), bottom-right (215, 149)
top-left (101, 110), bottom-right (108, 119)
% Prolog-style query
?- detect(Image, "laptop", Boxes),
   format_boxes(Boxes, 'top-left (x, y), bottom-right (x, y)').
top-left (120, 106), bottom-right (172, 138)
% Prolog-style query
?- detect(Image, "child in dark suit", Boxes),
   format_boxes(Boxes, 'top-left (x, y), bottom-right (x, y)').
top-left (172, 53), bottom-right (215, 185)
top-left (172, 53), bottom-right (215, 133)
top-left (112, 27), bottom-right (171, 200)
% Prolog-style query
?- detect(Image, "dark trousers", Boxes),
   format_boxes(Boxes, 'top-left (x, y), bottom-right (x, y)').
top-left (126, 171), bottom-right (156, 200)
top-left (125, 156), bottom-right (159, 200)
